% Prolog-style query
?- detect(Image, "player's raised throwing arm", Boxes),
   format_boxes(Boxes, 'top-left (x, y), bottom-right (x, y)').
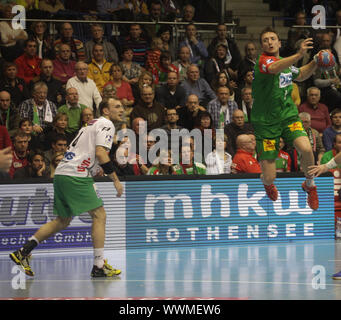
top-left (96, 145), bottom-right (123, 197)
top-left (266, 38), bottom-right (314, 74)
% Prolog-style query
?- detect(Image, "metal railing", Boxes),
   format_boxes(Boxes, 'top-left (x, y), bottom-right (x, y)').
top-left (5, 16), bottom-right (237, 49)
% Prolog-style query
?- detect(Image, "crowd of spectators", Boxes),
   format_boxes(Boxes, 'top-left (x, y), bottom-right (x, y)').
top-left (1, 0), bottom-right (341, 180)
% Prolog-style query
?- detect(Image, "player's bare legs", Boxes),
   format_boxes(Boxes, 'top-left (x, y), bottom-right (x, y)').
top-left (9, 216), bottom-right (72, 276)
top-left (88, 206), bottom-right (121, 277)
top-left (261, 159), bottom-right (278, 201)
top-left (89, 206), bottom-right (106, 249)
top-left (293, 135), bottom-right (315, 177)
top-left (33, 217), bottom-right (72, 242)
top-left (260, 159), bottom-right (276, 185)
top-left (293, 135), bottom-right (319, 209)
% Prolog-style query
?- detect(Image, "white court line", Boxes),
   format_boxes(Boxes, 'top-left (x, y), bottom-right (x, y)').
top-left (0, 278), bottom-right (340, 287)
top-left (328, 260), bottom-right (341, 262)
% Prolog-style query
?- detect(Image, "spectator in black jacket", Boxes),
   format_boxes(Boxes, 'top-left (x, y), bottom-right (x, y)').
top-left (207, 23), bottom-right (241, 80)
top-left (155, 71), bottom-right (186, 109)
top-left (224, 109), bottom-right (254, 157)
top-left (29, 59), bottom-right (65, 106)
top-left (0, 62), bottom-right (30, 107)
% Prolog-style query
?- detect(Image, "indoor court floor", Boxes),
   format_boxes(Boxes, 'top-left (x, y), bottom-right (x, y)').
top-left (1, 239), bottom-right (341, 300)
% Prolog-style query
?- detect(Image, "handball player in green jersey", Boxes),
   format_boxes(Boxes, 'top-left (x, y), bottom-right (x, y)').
top-left (252, 26), bottom-right (327, 210)
top-left (10, 98), bottom-right (124, 278)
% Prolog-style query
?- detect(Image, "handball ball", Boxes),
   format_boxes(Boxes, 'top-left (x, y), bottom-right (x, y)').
top-left (316, 50), bottom-right (336, 69)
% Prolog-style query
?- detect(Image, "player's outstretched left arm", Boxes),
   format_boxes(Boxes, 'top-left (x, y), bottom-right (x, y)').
top-left (308, 151), bottom-right (341, 177)
top-left (96, 146), bottom-right (123, 197)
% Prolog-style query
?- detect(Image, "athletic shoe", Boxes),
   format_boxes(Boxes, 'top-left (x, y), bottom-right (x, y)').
top-left (264, 184), bottom-right (278, 201)
top-left (302, 182), bottom-right (319, 210)
top-left (9, 250), bottom-right (34, 277)
top-left (91, 259), bottom-right (121, 277)
top-left (333, 271), bottom-right (341, 280)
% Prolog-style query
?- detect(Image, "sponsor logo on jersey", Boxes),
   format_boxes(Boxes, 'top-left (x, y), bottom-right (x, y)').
top-left (77, 157), bottom-right (91, 172)
top-left (279, 72), bottom-right (293, 88)
top-left (105, 134), bottom-right (113, 144)
top-left (266, 58), bottom-right (274, 64)
top-left (288, 121), bottom-right (303, 132)
top-left (263, 139), bottom-right (276, 151)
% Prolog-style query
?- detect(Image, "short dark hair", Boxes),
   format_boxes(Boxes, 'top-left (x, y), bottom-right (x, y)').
top-left (19, 118), bottom-right (32, 128)
top-left (259, 26), bottom-right (280, 44)
top-left (2, 62), bottom-right (17, 76)
top-left (24, 38), bottom-right (38, 48)
top-left (12, 130), bottom-right (29, 142)
top-left (28, 150), bottom-right (45, 163)
top-left (52, 133), bottom-right (67, 144)
top-left (99, 99), bottom-right (111, 116)
top-left (331, 108), bottom-right (341, 117)
top-left (160, 50), bottom-right (172, 61)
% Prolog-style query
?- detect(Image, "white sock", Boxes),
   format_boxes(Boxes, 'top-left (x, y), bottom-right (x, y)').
top-left (94, 248), bottom-right (104, 269)
top-left (305, 178), bottom-right (315, 187)
top-left (28, 236), bottom-right (39, 245)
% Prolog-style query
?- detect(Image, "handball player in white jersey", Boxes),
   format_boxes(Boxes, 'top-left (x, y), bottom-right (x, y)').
top-left (10, 98), bottom-right (124, 278)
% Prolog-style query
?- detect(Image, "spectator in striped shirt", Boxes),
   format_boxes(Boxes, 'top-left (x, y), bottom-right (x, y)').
top-left (53, 23), bottom-right (85, 62)
top-left (121, 23), bottom-right (149, 68)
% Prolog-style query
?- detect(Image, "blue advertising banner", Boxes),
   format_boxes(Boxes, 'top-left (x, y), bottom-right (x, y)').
top-left (125, 177), bottom-right (335, 248)
top-left (0, 175), bottom-right (335, 252)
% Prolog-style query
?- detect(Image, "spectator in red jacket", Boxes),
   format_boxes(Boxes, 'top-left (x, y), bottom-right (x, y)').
top-left (9, 131), bottom-right (30, 178)
top-left (52, 43), bottom-right (76, 84)
top-left (231, 133), bottom-right (261, 173)
top-left (15, 39), bottom-right (42, 84)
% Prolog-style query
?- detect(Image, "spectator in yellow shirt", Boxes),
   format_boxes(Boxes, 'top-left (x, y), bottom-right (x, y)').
top-left (87, 43), bottom-right (112, 94)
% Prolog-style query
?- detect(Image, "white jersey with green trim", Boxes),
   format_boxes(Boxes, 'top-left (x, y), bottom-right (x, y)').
top-left (55, 116), bottom-right (115, 177)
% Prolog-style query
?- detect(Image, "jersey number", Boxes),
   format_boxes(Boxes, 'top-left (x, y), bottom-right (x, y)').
top-left (71, 131), bottom-right (83, 147)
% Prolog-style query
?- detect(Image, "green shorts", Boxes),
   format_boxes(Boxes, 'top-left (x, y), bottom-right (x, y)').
top-left (53, 175), bottom-right (103, 218)
top-left (253, 116), bottom-right (307, 161)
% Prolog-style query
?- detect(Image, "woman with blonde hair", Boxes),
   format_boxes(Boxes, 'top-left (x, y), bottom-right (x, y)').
top-left (132, 70), bottom-right (155, 103)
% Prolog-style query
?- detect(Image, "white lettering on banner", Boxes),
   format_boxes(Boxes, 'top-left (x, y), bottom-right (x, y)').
top-left (228, 226), bottom-right (239, 239)
top-left (247, 225), bottom-right (259, 238)
top-left (144, 194), bottom-right (193, 220)
top-left (146, 229), bottom-right (159, 243)
top-left (267, 225), bottom-right (278, 238)
top-left (54, 232), bottom-right (91, 243)
top-left (145, 223), bottom-right (315, 243)
top-left (144, 184), bottom-right (314, 220)
top-left (201, 185), bottom-right (230, 218)
top-left (166, 228), bottom-right (179, 242)
top-left (238, 184), bottom-right (267, 217)
top-left (304, 223), bottom-right (314, 236)
top-left (187, 227), bottom-right (199, 240)
top-left (273, 191), bottom-right (312, 215)
top-left (207, 226), bottom-right (220, 240)
top-left (286, 224), bottom-right (296, 237)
